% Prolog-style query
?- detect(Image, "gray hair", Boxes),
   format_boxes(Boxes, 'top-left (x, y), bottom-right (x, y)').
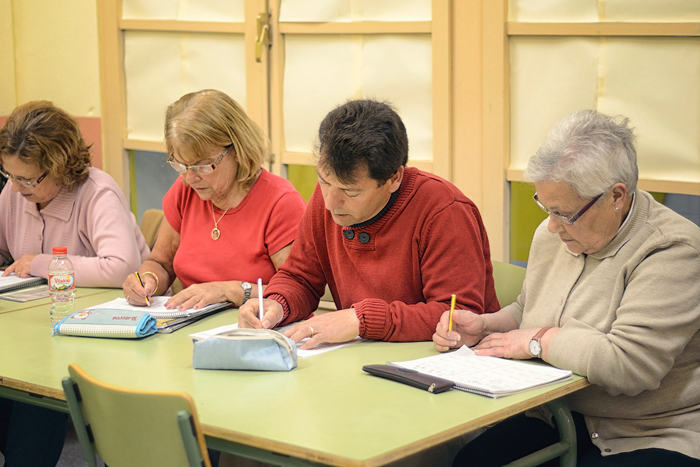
top-left (523, 109), bottom-right (638, 199)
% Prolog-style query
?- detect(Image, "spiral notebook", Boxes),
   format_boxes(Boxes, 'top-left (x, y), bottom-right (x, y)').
top-left (382, 346), bottom-right (572, 398)
top-left (52, 308), bottom-right (157, 338)
top-left (0, 274), bottom-right (47, 294)
top-left (90, 296), bottom-right (231, 332)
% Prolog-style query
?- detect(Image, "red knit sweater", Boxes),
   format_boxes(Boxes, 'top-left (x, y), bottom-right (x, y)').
top-left (266, 167), bottom-right (499, 342)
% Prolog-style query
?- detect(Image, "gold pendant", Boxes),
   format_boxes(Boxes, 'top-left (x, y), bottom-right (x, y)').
top-left (211, 228), bottom-right (220, 240)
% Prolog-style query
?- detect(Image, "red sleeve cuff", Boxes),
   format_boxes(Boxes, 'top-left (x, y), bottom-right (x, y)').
top-left (354, 298), bottom-right (389, 340)
top-left (267, 293), bottom-right (292, 325)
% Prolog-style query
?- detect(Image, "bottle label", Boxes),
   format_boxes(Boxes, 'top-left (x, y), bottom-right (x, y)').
top-left (49, 274), bottom-right (75, 291)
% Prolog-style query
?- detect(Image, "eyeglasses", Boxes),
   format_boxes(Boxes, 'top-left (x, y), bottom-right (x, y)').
top-left (533, 192), bottom-right (603, 226)
top-left (0, 165), bottom-right (48, 189)
top-left (167, 146), bottom-right (231, 174)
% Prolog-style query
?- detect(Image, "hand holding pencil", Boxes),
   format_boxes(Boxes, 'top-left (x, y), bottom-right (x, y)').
top-left (433, 295), bottom-right (486, 352)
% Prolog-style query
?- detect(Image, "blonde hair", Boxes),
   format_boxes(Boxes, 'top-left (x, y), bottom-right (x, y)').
top-left (0, 101), bottom-right (91, 192)
top-left (164, 90), bottom-right (268, 188)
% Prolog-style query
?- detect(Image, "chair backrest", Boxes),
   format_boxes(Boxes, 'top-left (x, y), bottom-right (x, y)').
top-left (138, 209), bottom-right (185, 293)
top-left (140, 209), bottom-right (165, 250)
top-left (491, 260), bottom-right (526, 307)
top-left (62, 363), bottom-right (211, 467)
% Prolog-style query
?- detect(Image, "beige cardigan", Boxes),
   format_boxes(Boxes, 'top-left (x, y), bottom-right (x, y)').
top-left (504, 190), bottom-right (700, 459)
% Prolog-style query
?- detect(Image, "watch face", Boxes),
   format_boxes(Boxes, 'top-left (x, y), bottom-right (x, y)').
top-left (241, 281), bottom-right (251, 291)
top-left (529, 339), bottom-right (541, 357)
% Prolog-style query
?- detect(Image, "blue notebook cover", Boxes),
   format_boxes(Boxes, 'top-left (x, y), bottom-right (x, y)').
top-left (53, 308), bottom-right (157, 339)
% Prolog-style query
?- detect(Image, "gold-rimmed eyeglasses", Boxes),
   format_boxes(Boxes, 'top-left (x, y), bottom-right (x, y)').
top-left (167, 146), bottom-right (231, 175)
top-left (533, 192), bottom-right (603, 226)
top-left (0, 165), bottom-right (48, 189)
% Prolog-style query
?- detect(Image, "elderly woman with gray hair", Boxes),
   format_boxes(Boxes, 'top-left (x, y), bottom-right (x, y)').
top-left (434, 110), bottom-right (700, 466)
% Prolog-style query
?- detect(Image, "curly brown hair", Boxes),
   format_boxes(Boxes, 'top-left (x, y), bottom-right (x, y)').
top-left (0, 101), bottom-right (92, 192)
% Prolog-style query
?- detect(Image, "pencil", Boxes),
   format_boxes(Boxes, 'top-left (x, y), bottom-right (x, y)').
top-left (257, 278), bottom-right (264, 323)
top-left (448, 294), bottom-right (456, 332)
top-left (134, 271), bottom-right (150, 306)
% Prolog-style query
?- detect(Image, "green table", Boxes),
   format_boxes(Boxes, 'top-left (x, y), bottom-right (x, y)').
top-left (0, 289), bottom-right (588, 466)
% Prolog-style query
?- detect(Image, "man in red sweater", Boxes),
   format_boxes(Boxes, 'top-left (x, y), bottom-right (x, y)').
top-left (239, 99), bottom-right (499, 348)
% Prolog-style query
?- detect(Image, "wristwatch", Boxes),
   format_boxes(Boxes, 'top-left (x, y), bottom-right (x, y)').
top-left (528, 327), bottom-right (552, 358)
top-left (240, 281), bottom-right (252, 305)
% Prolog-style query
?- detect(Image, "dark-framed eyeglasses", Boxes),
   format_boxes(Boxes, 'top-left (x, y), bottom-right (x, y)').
top-left (0, 165), bottom-right (48, 189)
top-left (167, 146), bottom-right (231, 175)
top-left (533, 192), bottom-right (603, 226)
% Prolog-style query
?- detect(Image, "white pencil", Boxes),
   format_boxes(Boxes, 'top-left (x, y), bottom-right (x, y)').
top-left (257, 278), bottom-right (264, 323)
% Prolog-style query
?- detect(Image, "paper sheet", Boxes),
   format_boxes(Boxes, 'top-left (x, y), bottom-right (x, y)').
top-left (509, 36), bottom-right (700, 183)
top-left (122, 0), bottom-right (244, 22)
top-left (90, 296), bottom-right (227, 319)
top-left (392, 346), bottom-right (572, 398)
top-left (124, 31), bottom-right (246, 142)
top-left (190, 323), bottom-right (366, 358)
top-left (283, 34), bottom-right (432, 161)
top-left (279, 0), bottom-right (431, 22)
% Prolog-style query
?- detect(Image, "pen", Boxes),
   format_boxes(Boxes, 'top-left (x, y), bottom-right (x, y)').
top-left (134, 271), bottom-right (150, 306)
top-left (257, 278), bottom-right (264, 323)
top-left (448, 294), bottom-right (456, 333)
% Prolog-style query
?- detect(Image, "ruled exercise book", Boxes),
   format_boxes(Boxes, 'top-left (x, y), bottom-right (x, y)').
top-left (388, 346), bottom-right (572, 398)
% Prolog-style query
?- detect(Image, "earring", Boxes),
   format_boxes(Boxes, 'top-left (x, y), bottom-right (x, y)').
top-left (615, 206), bottom-right (619, 212)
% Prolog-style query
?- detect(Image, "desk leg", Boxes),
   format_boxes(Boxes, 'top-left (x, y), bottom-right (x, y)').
top-left (502, 399), bottom-right (577, 467)
top-left (549, 399), bottom-right (577, 467)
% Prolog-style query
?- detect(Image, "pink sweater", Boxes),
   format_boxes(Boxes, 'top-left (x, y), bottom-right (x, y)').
top-left (266, 167), bottom-right (500, 342)
top-left (0, 167), bottom-right (149, 287)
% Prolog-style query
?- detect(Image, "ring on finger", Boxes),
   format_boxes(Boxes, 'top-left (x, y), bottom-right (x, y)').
top-left (309, 326), bottom-right (314, 338)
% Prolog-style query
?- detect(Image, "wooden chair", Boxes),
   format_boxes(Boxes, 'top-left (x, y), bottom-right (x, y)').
top-left (62, 363), bottom-right (211, 467)
top-left (139, 209), bottom-right (164, 250)
top-left (138, 209), bottom-right (184, 294)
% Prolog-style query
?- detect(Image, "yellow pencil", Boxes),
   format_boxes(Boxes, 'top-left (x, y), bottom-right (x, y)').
top-left (134, 271), bottom-right (150, 306)
top-left (448, 294), bottom-right (456, 332)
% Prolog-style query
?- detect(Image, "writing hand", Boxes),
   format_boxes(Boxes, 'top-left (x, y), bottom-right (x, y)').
top-left (122, 272), bottom-right (154, 307)
top-left (433, 309), bottom-right (485, 352)
top-left (283, 308), bottom-right (360, 350)
top-left (238, 298), bottom-right (283, 330)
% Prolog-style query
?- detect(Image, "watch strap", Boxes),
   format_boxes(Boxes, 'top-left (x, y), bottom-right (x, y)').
top-left (532, 326), bottom-right (552, 341)
top-left (241, 282), bottom-right (252, 304)
top-left (530, 327), bottom-right (553, 358)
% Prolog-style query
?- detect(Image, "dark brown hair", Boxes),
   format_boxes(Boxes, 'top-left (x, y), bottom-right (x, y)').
top-left (317, 99), bottom-right (408, 185)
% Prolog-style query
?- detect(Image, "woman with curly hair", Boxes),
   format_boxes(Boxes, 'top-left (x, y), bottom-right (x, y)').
top-left (0, 100), bottom-right (149, 287)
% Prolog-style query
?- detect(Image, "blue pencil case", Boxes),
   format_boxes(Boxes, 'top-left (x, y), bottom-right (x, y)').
top-left (52, 308), bottom-right (157, 339)
top-left (192, 328), bottom-right (297, 371)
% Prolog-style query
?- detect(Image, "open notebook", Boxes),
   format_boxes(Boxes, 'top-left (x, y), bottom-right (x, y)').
top-left (0, 274), bottom-right (47, 294)
top-left (52, 297), bottom-right (230, 338)
top-left (372, 346), bottom-right (572, 398)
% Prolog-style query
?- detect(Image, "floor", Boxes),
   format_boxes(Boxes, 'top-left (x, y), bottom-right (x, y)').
top-left (55, 418), bottom-right (105, 467)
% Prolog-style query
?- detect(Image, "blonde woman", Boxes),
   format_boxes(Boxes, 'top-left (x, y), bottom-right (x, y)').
top-left (123, 89), bottom-right (306, 311)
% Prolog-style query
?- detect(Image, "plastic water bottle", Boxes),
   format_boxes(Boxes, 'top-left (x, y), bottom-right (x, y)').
top-left (48, 247), bottom-right (75, 325)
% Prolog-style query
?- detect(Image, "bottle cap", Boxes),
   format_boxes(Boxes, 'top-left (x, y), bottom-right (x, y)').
top-left (52, 247), bottom-right (68, 255)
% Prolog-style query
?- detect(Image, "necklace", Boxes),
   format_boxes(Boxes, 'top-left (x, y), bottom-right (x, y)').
top-left (210, 202), bottom-right (230, 240)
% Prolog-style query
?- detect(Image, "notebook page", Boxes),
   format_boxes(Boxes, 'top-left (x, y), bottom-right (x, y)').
top-left (391, 346), bottom-right (572, 397)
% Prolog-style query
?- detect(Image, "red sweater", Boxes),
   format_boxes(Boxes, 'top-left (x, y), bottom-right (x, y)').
top-left (266, 167), bottom-right (499, 342)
